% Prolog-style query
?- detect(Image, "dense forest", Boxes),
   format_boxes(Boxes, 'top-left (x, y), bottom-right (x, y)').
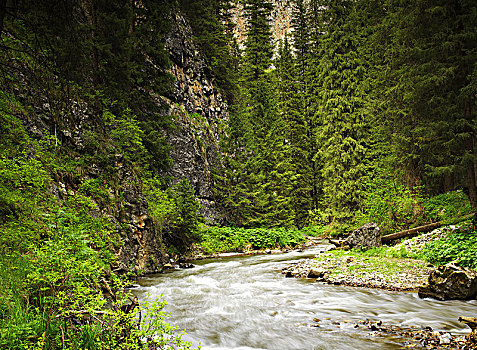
top-left (201, 0), bottom-right (477, 230)
top-left (0, 0), bottom-right (476, 348)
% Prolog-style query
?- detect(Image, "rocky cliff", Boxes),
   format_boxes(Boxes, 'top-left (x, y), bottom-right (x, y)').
top-left (165, 11), bottom-right (229, 224)
top-left (2, 7), bottom-right (230, 273)
top-left (231, 0), bottom-right (293, 50)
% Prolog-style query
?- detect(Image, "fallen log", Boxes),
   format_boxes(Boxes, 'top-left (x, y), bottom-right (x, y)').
top-left (381, 222), bottom-right (442, 244)
top-left (381, 213), bottom-right (476, 244)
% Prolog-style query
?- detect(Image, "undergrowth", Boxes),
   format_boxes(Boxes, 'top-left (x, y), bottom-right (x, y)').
top-left (355, 224), bottom-right (477, 270)
top-left (0, 89), bottom-right (196, 348)
top-left (199, 226), bottom-right (306, 254)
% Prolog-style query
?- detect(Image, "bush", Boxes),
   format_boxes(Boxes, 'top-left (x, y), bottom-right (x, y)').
top-left (420, 227), bottom-right (477, 269)
top-left (357, 169), bottom-right (472, 235)
top-left (0, 94), bottom-right (197, 349)
top-left (356, 172), bottom-right (426, 234)
top-left (145, 178), bottom-right (202, 253)
top-left (199, 226), bottom-right (306, 254)
top-left (422, 190), bottom-right (472, 223)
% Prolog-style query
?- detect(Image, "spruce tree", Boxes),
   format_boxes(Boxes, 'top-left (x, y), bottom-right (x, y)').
top-left (275, 36), bottom-right (309, 226)
top-left (382, 0), bottom-right (477, 208)
top-left (311, 0), bottom-right (370, 222)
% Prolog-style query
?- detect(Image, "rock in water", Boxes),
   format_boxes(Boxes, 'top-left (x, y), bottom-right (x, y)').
top-left (418, 264), bottom-right (477, 300)
top-left (345, 223), bottom-right (381, 250)
top-left (307, 267), bottom-right (326, 279)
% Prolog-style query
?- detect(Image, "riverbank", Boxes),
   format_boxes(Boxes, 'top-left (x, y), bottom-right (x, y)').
top-left (332, 319), bottom-right (468, 349)
top-left (281, 226), bottom-right (461, 291)
top-left (181, 235), bottom-right (324, 261)
top-left (282, 250), bottom-right (432, 291)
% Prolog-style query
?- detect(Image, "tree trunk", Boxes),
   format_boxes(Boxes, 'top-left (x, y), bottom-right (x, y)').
top-left (381, 212), bottom-right (476, 244)
top-left (0, 0), bottom-right (7, 36)
top-left (381, 221), bottom-right (443, 244)
top-left (465, 101), bottom-right (477, 210)
top-left (468, 147), bottom-right (477, 210)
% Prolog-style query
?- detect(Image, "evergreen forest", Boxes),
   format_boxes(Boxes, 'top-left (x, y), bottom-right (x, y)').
top-left (0, 0), bottom-right (476, 348)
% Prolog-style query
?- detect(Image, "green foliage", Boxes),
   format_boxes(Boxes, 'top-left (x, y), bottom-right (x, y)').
top-left (351, 224), bottom-right (477, 270)
top-left (0, 93), bottom-right (196, 349)
top-left (357, 167), bottom-right (473, 234)
top-left (145, 178), bottom-right (202, 253)
top-left (422, 191), bottom-right (472, 223)
top-left (420, 228), bottom-right (477, 269)
top-left (103, 109), bottom-right (149, 167)
top-left (356, 170), bottom-right (427, 234)
top-left (199, 226), bottom-right (305, 254)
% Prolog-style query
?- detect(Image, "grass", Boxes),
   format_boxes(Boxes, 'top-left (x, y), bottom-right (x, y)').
top-left (310, 249), bottom-right (432, 289)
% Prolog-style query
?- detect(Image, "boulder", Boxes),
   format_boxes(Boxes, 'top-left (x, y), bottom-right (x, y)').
top-left (345, 223), bottom-right (381, 250)
top-left (307, 267), bottom-right (326, 279)
top-left (418, 264), bottom-right (477, 300)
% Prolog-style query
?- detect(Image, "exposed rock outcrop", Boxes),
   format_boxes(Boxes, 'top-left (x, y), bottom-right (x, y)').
top-left (231, 0), bottom-right (293, 50)
top-left (165, 11), bottom-right (229, 224)
top-left (3, 8), bottom-right (230, 272)
top-left (346, 223), bottom-right (381, 250)
top-left (418, 264), bottom-right (477, 300)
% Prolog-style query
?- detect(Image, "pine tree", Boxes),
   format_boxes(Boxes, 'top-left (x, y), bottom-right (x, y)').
top-left (311, 0), bottom-right (370, 222)
top-left (381, 0), bottom-right (477, 208)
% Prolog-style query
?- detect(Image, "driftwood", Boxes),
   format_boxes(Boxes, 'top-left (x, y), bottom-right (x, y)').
top-left (381, 213), bottom-right (476, 244)
top-left (459, 316), bottom-right (477, 345)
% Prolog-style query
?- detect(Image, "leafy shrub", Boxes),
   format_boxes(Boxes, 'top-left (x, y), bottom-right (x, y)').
top-left (145, 178), bottom-right (202, 253)
top-left (422, 190), bottom-right (472, 223)
top-left (103, 109), bottom-right (149, 167)
top-left (0, 94), bottom-right (196, 349)
top-left (199, 226), bottom-right (306, 254)
top-left (420, 228), bottom-right (477, 269)
top-left (356, 171), bottom-right (426, 234)
top-left (356, 169), bottom-right (472, 235)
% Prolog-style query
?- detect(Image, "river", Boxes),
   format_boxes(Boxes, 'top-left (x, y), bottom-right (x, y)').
top-left (135, 245), bottom-right (477, 349)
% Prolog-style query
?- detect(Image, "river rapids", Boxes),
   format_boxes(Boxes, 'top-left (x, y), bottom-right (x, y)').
top-left (135, 245), bottom-right (477, 349)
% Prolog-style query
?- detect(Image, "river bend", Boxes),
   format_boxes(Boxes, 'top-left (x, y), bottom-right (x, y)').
top-left (135, 246), bottom-right (477, 349)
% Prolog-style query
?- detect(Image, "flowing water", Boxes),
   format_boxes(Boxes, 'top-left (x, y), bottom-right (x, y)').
top-left (135, 245), bottom-right (477, 349)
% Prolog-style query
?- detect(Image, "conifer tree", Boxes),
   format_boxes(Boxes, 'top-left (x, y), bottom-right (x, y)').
top-left (311, 0), bottom-right (370, 222)
top-left (382, 0), bottom-right (477, 208)
top-left (215, 0), bottom-right (295, 227)
top-left (275, 36), bottom-right (309, 226)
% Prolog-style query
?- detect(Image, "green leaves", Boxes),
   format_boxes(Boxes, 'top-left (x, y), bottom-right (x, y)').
top-left (421, 228), bottom-right (477, 269)
top-left (145, 178), bottom-right (202, 253)
top-left (199, 226), bottom-right (306, 254)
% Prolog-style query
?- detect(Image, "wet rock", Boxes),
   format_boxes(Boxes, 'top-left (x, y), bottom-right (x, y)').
top-left (307, 267), bottom-right (326, 279)
top-left (438, 331), bottom-right (452, 344)
top-left (346, 223), bottom-right (381, 250)
top-left (356, 320), bottom-right (467, 349)
top-left (178, 262), bottom-right (194, 269)
top-left (418, 264), bottom-right (477, 300)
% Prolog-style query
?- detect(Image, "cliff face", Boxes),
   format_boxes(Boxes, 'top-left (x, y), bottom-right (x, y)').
top-left (6, 8), bottom-right (230, 273)
top-left (231, 0), bottom-right (293, 50)
top-left (9, 80), bottom-right (166, 273)
top-left (164, 11), bottom-right (229, 224)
